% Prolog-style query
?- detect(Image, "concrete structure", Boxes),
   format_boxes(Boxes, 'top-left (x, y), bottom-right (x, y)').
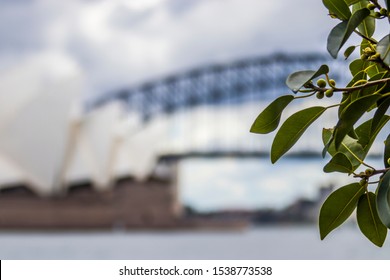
top-left (0, 176), bottom-right (182, 229)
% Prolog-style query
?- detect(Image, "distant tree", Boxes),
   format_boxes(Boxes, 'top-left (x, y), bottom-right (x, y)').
top-left (250, 0), bottom-right (390, 247)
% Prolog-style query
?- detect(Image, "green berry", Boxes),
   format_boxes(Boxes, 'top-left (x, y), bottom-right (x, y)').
top-left (364, 47), bottom-right (373, 54)
top-left (328, 79), bottom-right (336, 87)
top-left (367, 3), bottom-right (376, 10)
top-left (361, 53), bottom-right (368, 60)
top-left (380, 8), bottom-right (388, 15)
top-left (325, 89), bottom-right (334, 98)
top-left (387, 158), bottom-right (390, 166)
top-left (359, 179), bottom-right (368, 186)
top-left (316, 92), bottom-right (324, 99)
top-left (374, 11), bottom-right (382, 18)
top-left (316, 79), bottom-right (327, 88)
top-left (365, 169), bottom-right (374, 176)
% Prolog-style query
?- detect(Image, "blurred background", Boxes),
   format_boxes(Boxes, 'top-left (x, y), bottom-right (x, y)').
top-left (0, 0), bottom-right (389, 259)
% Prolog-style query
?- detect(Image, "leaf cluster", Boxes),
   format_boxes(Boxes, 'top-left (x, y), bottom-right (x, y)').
top-left (250, 0), bottom-right (390, 246)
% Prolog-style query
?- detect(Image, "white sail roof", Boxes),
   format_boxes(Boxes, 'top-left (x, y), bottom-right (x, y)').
top-left (0, 55), bottom-right (83, 195)
top-left (0, 155), bottom-right (25, 187)
top-left (64, 102), bottom-right (125, 190)
top-left (112, 116), bottom-right (167, 181)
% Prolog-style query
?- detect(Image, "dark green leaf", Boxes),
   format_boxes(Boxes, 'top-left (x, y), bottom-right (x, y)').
top-left (286, 65), bottom-right (329, 93)
top-left (323, 0), bottom-right (352, 20)
top-left (327, 8), bottom-right (371, 58)
top-left (377, 35), bottom-right (390, 66)
top-left (385, 134), bottom-right (390, 168)
top-left (386, 0), bottom-right (390, 10)
top-left (334, 94), bottom-right (381, 149)
top-left (353, 2), bottom-right (375, 38)
top-left (345, 0), bottom-right (363, 5)
top-left (338, 92), bottom-right (352, 119)
top-left (371, 97), bottom-right (390, 135)
top-left (324, 152), bottom-right (353, 173)
top-left (344, 45), bottom-right (356, 59)
top-left (319, 183), bottom-right (366, 239)
top-left (250, 95), bottom-right (294, 134)
top-left (322, 131), bottom-right (334, 158)
top-left (376, 171), bottom-right (390, 228)
top-left (271, 107), bottom-right (326, 163)
top-left (356, 115), bottom-right (390, 153)
top-left (327, 21), bottom-right (348, 59)
top-left (357, 192), bottom-right (387, 247)
top-left (355, 119), bottom-right (371, 148)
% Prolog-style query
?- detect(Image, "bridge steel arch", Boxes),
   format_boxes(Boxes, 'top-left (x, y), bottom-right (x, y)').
top-left (89, 53), bottom-right (347, 121)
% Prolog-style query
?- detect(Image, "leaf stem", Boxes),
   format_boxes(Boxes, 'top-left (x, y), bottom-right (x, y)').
top-left (353, 30), bottom-right (377, 44)
top-left (294, 92), bottom-right (316, 99)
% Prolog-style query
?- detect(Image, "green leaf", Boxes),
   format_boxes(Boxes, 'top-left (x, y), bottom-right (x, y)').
top-left (286, 65), bottom-right (329, 93)
top-left (365, 63), bottom-right (387, 79)
top-left (271, 107), bottom-right (326, 163)
top-left (358, 72), bottom-right (388, 98)
top-left (376, 171), bottom-right (390, 228)
top-left (345, 0), bottom-right (363, 5)
top-left (323, 128), bottom-right (365, 170)
top-left (327, 8), bottom-right (371, 58)
top-left (377, 34), bottom-right (390, 66)
top-left (349, 58), bottom-right (370, 77)
top-left (344, 45), bottom-right (356, 59)
top-left (324, 152), bottom-right (353, 173)
top-left (334, 94), bottom-right (381, 149)
top-left (386, 0), bottom-right (390, 10)
top-left (353, 2), bottom-right (375, 38)
top-left (250, 95), bottom-right (294, 134)
top-left (384, 134), bottom-right (390, 168)
top-left (357, 192), bottom-right (387, 247)
top-left (319, 183), bottom-right (366, 239)
top-left (323, 0), bottom-right (352, 20)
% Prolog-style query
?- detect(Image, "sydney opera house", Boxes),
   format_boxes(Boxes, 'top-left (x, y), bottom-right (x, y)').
top-left (0, 56), bottom-right (183, 229)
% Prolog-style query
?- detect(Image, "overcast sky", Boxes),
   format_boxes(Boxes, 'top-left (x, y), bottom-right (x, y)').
top-left (0, 0), bottom-right (338, 96)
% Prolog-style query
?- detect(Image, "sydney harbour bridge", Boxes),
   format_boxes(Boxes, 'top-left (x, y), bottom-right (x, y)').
top-left (88, 53), bottom-right (369, 160)
top-left (90, 53), bottom-right (345, 120)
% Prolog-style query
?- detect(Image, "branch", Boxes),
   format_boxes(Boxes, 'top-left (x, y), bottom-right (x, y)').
top-left (309, 77), bottom-right (390, 93)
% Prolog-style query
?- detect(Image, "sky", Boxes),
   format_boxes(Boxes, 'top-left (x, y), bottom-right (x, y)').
top-left (0, 0), bottom-right (337, 96)
top-left (0, 0), bottom-right (387, 211)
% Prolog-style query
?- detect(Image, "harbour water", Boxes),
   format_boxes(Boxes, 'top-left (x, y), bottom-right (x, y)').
top-left (1, 226), bottom-right (390, 259)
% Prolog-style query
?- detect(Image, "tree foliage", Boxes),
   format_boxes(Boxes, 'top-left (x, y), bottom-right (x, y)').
top-left (250, 0), bottom-right (390, 247)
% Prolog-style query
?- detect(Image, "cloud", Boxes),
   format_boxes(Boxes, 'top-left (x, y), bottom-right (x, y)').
top-left (0, 0), bottom-right (364, 97)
